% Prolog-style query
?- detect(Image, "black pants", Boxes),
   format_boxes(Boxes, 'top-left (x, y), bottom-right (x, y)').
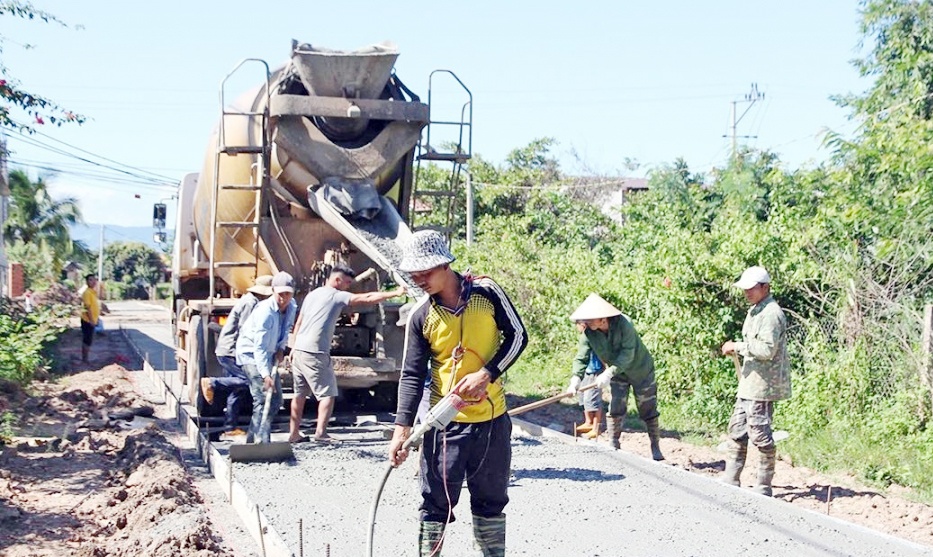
top-left (80, 320), bottom-right (95, 347)
top-left (420, 412), bottom-right (511, 523)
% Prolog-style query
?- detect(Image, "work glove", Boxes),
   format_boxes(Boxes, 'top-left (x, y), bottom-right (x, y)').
top-left (595, 366), bottom-right (617, 388)
top-left (566, 375), bottom-right (582, 395)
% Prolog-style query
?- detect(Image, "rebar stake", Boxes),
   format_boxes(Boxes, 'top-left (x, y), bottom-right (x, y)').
top-left (256, 505), bottom-right (266, 556)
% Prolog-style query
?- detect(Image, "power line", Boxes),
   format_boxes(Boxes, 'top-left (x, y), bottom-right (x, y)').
top-left (6, 134), bottom-right (177, 189)
top-left (8, 123), bottom-right (177, 183)
top-left (7, 159), bottom-right (177, 191)
top-left (723, 83), bottom-right (766, 159)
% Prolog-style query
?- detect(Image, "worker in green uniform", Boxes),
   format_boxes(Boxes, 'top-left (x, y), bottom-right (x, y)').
top-left (566, 293), bottom-right (664, 461)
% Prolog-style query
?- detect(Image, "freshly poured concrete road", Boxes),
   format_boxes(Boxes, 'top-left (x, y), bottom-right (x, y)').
top-left (113, 301), bottom-right (933, 557)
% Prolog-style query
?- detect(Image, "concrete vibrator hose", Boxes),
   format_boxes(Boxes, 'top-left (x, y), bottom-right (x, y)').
top-left (365, 382), bottom-right (597, 556)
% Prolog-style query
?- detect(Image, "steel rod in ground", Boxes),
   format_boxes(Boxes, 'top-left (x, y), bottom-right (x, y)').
top-left (256, 505), bottom-right (266, 557)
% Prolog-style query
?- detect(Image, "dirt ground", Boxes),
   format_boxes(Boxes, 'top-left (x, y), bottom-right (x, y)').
top-left (2, 320), bottom-right (933, 555)
top-left (0, 323), bottom-right (237, 557)
top-left (510, 393), bottom-right (933, 549)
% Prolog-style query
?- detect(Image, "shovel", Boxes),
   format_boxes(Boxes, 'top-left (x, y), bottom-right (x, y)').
top-left (229, 369), bottom-right (294, 463)
top-left (508, 382), bottom-right (600, 417)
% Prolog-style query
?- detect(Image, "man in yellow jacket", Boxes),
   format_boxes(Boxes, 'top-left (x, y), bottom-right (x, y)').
top-left (80, 273), bottom-right (100, 363)
top-left (388, 230), bottom-right (528, 557)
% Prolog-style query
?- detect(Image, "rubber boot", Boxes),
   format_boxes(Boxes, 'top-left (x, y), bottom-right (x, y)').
top-left (583, 410), bottom-right (603, 439)
top-left (721, 438), bottom-right (747, 486)
top-left (606, 416), bottom-right (622, 449)
top-left (753, 445), bottom-right (776, 497)
top-left (419, 521), bottom-right (446, 556)
top-left (646, 417), bottom-right (665, 461)
top-left (472, 514), bottom-right (506, 557)
top-left (575, 411), bottom-right (595, 434)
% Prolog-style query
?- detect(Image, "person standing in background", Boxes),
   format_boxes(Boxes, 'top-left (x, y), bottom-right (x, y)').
top-left (79, 274), bottom-right (100, 364)
top-left (567, 293), bottom-right (664, 461)
top-left (720, 266), bottom-right (791, 497)
top-left (289, 265), bottom-right (405, 443)
top-left (571, 319), bottom-right (605, 440)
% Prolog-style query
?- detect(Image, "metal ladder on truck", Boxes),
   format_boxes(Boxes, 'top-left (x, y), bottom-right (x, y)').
top-left (412, 70), bottom-right (473, 242)
top-left (207, 59), bottom-right (272, 304)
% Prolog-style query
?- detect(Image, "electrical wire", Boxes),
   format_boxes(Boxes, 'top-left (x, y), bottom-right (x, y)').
top-left (23, 125), bottom-right (178, 183)
top-left (7, 133), bottom-right (176, 188)
top-left (8, 158), bottom-right (177, 189)
top-left (4, 120), bottom-right (179, 191)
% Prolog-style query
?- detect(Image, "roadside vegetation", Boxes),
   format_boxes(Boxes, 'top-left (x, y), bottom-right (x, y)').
top-left (0, 289), bottom-right (72, 385)
top-left (421, 1), bottom-right (933, 501)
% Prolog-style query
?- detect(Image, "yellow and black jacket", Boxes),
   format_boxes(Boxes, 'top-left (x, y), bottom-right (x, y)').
top-left (396, 273), bottom-right (527, 425)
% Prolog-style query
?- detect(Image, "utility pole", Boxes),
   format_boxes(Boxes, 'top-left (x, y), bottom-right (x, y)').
top-left (465, 172), bottom-right (474, 247)
top-left (725, 83), bottom-right (765, 159)
top-left (0, 135), bottom-right (9, 298)
top-left (97, 224), bottom-right (104, 296)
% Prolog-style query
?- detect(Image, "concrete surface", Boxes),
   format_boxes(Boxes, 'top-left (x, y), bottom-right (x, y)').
top-left (111, 300), bottom-right (933, 557)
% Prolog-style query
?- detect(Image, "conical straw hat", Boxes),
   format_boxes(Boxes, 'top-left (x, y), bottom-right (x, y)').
top-left (569, 293), bottom-right (622, 321)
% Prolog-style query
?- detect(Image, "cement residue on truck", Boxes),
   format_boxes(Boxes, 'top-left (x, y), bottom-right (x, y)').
top-left (169, 40), bottom-right (471, 416)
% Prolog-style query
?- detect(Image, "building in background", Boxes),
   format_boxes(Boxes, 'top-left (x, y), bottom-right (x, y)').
top-left (562, 176), bottom-right (649, 223)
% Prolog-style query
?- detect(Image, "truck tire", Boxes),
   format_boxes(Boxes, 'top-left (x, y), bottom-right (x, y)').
top-left (186, 315), bottom-right (204, 407)
top-left (174, 299), bottom-right (187, 385)
top-left (188, 315), bottom-right (224, 417)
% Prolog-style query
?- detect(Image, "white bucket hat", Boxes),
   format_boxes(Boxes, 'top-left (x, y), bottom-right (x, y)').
top-left (246, 275), bottom-right (274, 296)
top-left (733, 266), bottom-right (770, 290)
top-left (398, 230), bottom-right (455, 273)
top-left (569, 293), bottom-right (622, 321)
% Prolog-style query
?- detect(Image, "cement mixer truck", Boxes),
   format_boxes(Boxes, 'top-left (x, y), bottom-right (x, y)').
top-left (170, 41), bottom-right (471, 414)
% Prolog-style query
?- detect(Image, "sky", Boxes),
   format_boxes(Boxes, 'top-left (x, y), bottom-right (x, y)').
top-left (2, 1), bottom-right (870, 228)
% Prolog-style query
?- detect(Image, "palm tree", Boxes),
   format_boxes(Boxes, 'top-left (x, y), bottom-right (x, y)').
top-left (3, 169), bottom-right (83, 278)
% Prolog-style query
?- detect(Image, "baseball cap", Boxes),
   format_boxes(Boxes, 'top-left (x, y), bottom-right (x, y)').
top-left (398, 230), bottom-right (455, 273)
top-left (569, 293), bottom-right (623, 321)
top-left (271, 271), bottom-right (295, 293)
top-left (733, 266), bottom-right (771, 290)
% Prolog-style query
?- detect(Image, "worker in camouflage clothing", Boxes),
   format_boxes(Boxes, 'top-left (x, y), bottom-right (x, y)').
top-left (720, 266), bottom-right (792, 497)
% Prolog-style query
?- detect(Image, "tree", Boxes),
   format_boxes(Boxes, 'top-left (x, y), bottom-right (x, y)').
top-left (103, 241), bottom-right (166, 299)
top-left (3, 169), bottom-right (83, 280)
top-left (0, 1), bottom-right (85, 136)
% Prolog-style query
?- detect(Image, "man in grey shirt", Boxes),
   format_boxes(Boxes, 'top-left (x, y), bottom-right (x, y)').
top-left (289, 265), bottom-right (405, 442)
